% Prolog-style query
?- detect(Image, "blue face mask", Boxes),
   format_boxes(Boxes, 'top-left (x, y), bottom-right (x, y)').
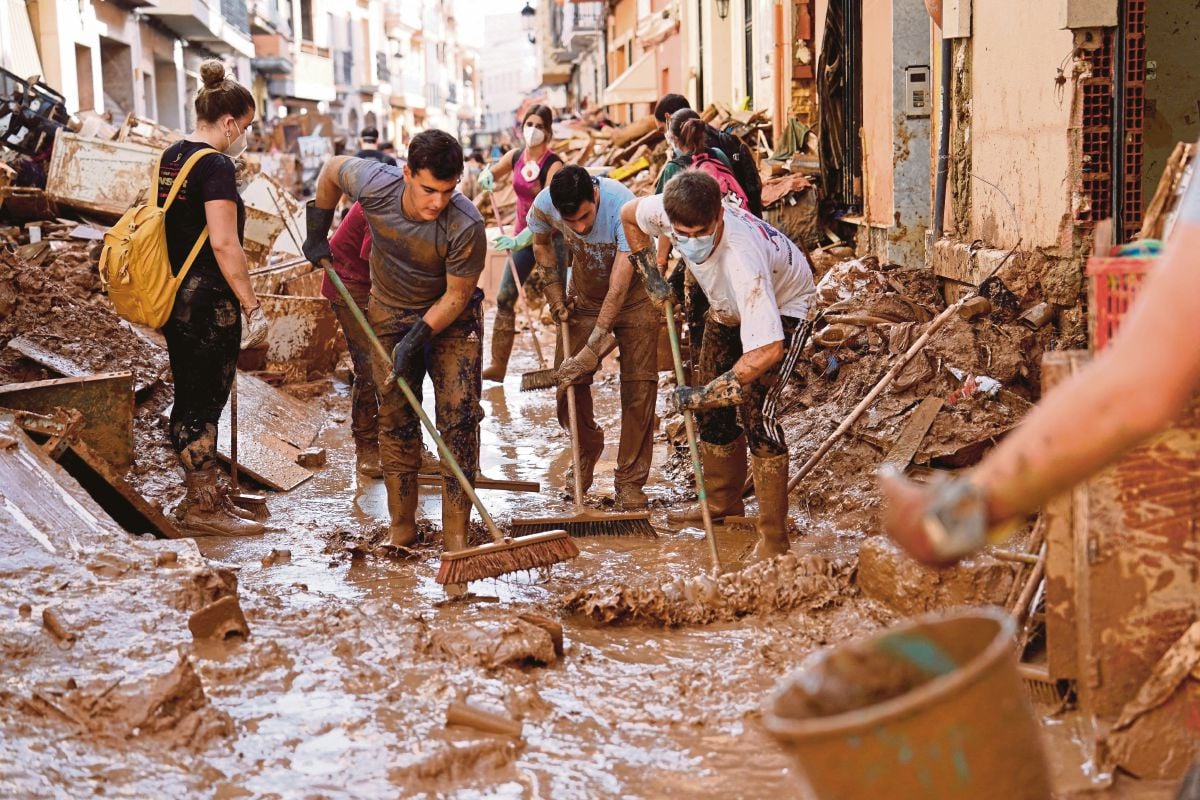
top-left (672, 230), bottom-right (717, 264)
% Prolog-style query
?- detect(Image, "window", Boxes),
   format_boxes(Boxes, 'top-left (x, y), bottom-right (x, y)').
top-left (300, 0), bottom-right (314, 42)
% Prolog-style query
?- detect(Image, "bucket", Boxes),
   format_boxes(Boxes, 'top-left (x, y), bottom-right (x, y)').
top-left (763, 607), bottom-right (1050, 800)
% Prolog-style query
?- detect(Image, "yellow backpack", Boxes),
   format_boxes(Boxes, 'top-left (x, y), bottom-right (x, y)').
top-left (99, 146), bottom-right (218, 328)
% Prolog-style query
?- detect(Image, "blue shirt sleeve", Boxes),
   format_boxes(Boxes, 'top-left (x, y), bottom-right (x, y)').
top-left (526, 189), bottom-right (556, 235)
top-left (605, 180), bottom-right (636, 252)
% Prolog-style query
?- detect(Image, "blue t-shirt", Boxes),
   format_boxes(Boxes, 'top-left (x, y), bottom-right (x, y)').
top-left (526, 177), bottom-right (645, 311)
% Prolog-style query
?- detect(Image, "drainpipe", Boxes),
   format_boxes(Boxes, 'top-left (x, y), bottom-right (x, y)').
top-left (932, 36), bottom-right (951, 238)
top-left (773, 0), bottom-right (785, 141)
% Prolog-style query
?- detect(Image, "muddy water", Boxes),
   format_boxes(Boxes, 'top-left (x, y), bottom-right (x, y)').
top-left (0, 327), bottom-right (1173, 798)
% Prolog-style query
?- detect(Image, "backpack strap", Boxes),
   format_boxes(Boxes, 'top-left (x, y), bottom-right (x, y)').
top-left (158, 147), bottom-right (220, 211)
top-left (156, 146), bottom-right (221, 284)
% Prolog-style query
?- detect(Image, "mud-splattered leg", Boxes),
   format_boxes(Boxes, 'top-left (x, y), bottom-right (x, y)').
top-left (611, 301), bottom-right (659, 505)
top-left (332, 293), bottom-right (382, 476)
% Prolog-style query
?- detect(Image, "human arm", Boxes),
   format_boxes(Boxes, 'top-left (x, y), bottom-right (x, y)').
top-left (478, 149), bottom-right (517, 192)
top-left (204, 199), bottom-right (257, 313)
top-left (493, 227), bottom-right (534, 252)
top-left (619, 197), bottom-right (672, 306)
top-left (881, 212), bottom-right (1200, 565)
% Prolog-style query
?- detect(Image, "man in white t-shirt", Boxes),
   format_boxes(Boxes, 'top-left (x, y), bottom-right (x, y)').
top-left (621, 171), bottom-right (817, 561)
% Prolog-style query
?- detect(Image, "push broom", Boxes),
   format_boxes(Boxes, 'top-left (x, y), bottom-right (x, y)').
top-left (484, 183), bottom-right (556, 391)
top-left (321, 262), bottom-right (578, 584)
top-left (663, 299), bottom-right (724, 575)
top-left (508, 322), bottom-right (655, 538)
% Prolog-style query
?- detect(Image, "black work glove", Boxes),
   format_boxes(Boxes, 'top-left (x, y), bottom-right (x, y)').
top-left (629, 247), bottom-right (671, 308)
top-left (303, 201), bottom-right (335, 266)
top-left (670, 370), bottom-right (745, 413)
top-left (391, 319), bottom-right (433, 379)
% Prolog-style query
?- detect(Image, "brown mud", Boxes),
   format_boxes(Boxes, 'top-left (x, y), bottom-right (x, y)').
top-left (0, 249), bottom-right (1176, 797)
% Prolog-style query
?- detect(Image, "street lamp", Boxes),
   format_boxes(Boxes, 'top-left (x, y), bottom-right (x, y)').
top-left (521, 2), bottom-right (536, 43)
top-left (715, 0), bottom-right (729, 20)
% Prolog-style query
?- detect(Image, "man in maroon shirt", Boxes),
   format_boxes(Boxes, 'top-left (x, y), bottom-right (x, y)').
top-left (320, 203), bottom-right (382, 477)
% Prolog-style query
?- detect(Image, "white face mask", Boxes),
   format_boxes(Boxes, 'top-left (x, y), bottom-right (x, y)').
top-left (671, 229), bottom-right (718, 264)
top-left (523, 124), bottom-right (546, 147)
top-left (225, 119), bottom-right (248, 158)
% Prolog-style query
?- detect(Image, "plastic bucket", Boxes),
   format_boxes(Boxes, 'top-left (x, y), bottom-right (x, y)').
top-left (763, 607), bottom-right (1050, 799)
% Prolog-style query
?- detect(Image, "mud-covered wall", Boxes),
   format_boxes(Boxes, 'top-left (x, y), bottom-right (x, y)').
top-left (862, 0), bottom-right (894, 225)
top-left (966, 0), bottom-right (1075, 251)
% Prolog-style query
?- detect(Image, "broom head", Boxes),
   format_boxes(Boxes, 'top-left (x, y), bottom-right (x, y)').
top-left (520, 367), bottom-right (558, 392)
top-left (511, 509), bottom-right (656, 538)
top-left (436, 530), bottom-right (579, 585)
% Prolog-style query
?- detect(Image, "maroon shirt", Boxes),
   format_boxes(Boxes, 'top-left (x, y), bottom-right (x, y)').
top-left (320, 202), bottom-right (373, 303)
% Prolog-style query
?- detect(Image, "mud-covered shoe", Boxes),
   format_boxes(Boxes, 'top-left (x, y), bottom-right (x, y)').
top-left (420, 445), bottom-right (440, 474)
top-left (356, 439), bottom-right (384, 479)
top-left (615, 484), bottom-right (648, 510)
top-left (666, 437), bottom-right (747, 524)
top-left (384, 474), bottom-right (418, 547)
top-left (746, 453), bottom-right (791, 563)
top-left (482, 311), bottom-right (516, 382)
top-left (175, 468), bottom-right (265, 537)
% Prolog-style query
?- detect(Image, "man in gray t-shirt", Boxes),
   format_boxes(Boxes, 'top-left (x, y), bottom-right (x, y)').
top-left (303, 130), bottom-right (486, 578)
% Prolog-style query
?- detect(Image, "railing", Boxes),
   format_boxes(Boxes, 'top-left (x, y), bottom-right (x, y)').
top-left (220, 0), bottom-right (250, 35)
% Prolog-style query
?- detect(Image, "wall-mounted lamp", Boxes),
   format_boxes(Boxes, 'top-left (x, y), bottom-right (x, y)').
top-left (715, 0), bottom-right (729, 20)
top-left (521, 2), bottom-right (537, 43)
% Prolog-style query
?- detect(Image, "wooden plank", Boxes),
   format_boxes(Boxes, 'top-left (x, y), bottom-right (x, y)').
top-left (60, 442), bottom-right (182, 539)
top-left (0, 372), bottom-right (134, 470)
top-left (881, 397), bottom-right (944, 470)
top-left (164, 371), bottom-right (322, 492)
top-left (7, 335), bottom-right (158, 396)
top-left (418, 473), bottom-right (540, 493)
top-left (1041, 352), bottom-right (1081, 680)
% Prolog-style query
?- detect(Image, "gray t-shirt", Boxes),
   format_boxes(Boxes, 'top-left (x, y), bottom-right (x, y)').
top-left (338, 158), bottom-right (486, 310)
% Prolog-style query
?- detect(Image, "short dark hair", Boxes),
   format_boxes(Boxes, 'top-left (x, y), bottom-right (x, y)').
top-left (407, 130), bottom-right (464, 181)
top-left (549, 165), bottom-right (596, 217)
top-left (663, 171), bottom-right (722, 228)
top-left (360, 126), bottom-right (379, 142)
top-left (654, 94), bottom-right (691, 124)
top-left (379, 141), bottom-right (394, 151)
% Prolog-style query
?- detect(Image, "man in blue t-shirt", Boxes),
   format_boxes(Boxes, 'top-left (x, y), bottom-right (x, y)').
top-left (527, 166), bottom-right (658, 510)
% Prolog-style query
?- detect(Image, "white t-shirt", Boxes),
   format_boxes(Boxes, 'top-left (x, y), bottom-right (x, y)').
top-left (636, 195), bottom-right (817, 352)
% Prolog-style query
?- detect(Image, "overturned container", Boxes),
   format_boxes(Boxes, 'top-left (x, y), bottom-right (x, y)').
top-left (763, 607), bottom-right (1050, 800)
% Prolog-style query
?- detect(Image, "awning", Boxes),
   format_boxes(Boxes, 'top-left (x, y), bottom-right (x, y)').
top-left (1, 0), bottom-right (44, 80)
top-left (602, 51), bottom-right (656, 107)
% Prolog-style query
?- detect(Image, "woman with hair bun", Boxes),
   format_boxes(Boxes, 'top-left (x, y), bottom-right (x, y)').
top-left (160, 59), bottom-right (267, 536)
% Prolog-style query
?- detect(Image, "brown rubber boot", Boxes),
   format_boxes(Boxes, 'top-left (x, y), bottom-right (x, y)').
top-left (441, 494), bottom-right (471, 597)
top-left (615, 483), bottom-right (648, 510)
top-left (175, 468), bottom-right (265, 536)
top-left (667, 436), bottom-right (747, 524)
top-left (384, 473), bottom-right (418, 547)
top-left (356, 438), bottom-right (384, 479)
top-left (748, 453), bottom-right (791, 562)
top-left (481, 310), bottom-right (516, 382)
top-left (565, 436), bottom-right (603, 498)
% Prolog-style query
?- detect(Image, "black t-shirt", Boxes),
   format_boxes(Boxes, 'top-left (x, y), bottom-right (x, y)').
top-left (355, 148), bottom-right (398, 166)
top-left (156, 140), bottom-right (245, 294)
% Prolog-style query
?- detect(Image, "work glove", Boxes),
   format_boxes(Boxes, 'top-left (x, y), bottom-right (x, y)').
top-left (302, 201), bottom-right (335, 266)
top-left (556, 327), bottom-right (615, 388)
top-left (543, 283), bottom-right (572, 323)
top-left (670, 370), bottom-right (744, 413)
top-left (493, 228), bottom-right (533, 252)
top-left (240, 304), bottom-right (269, 350)
top-left (478, 166), bottom-right (494, 192)
top-left (630, 247), bottom-right (672, 308)
top-left (390, 319), bottom-right (433, 380)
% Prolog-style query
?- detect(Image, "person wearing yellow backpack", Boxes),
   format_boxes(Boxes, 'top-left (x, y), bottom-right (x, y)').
top-left (160, 60), bottom-right (268, 536)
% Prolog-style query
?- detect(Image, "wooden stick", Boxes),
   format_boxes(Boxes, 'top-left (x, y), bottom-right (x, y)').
top-left (992, 549), bottom-right (1040, 566)
top-left (445, 701), bottom-right (522, 738)
top-left (787, 297), bottom-right (966, 492)
top-left (1012, 542), bottom-right (1047, 628)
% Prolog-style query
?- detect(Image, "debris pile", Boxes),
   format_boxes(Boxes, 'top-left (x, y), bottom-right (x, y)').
top-left (564, 553), bottom-right (851, 626)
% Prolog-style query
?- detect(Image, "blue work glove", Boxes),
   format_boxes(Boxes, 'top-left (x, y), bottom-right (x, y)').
top-left (670, 370), bottom-right (745, 413)
top-left (391, 319), bottom-right (433, 379)
top-left (478, 166), bottom-right (495, 192)
top-left (493, 228), bottom-right (534, 252)
top-left (303, 201), bottom-right (335, 266)
top-left (629, 246), bottom-right (672, 308)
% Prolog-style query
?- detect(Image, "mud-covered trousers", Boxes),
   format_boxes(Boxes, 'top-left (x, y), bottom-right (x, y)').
top-left (496, 236), bottom-right (568, 313)
top-left (368, 290), bottom-right (484, 509)
top-left (162, 281), bottom-right (241, 470)
top-left (330, 284), bottom-right (379, 446)
top-left (696, 312), bottom-right (808, 458)
top-left (555, 298), bottom-right (659, 490)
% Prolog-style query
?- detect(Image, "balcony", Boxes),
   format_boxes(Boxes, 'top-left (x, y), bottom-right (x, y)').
top-left (249, 0), bottom-right (289, 35)
top-left (142, 0), bottom-right (255, 57)
top-left (292, 49), bottom-right (336, 102)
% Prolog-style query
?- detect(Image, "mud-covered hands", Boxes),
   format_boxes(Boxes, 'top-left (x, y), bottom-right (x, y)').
top-left (391, 319), bottom-right (433, 379)
top-left (878, 467), bottom-right (991, 567)
top-left (556, 327), bottom-right (615, 388)
top-left (629, 247), bottom-right (671, 308)
top-left (542, 281), bottom-right (572, 323)
top-left (670, 370), bottom-right (744, 413)
top-left (302, 201), bottom-right (335, 266)
top-left (240, 305), bottom-right (268, 350)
